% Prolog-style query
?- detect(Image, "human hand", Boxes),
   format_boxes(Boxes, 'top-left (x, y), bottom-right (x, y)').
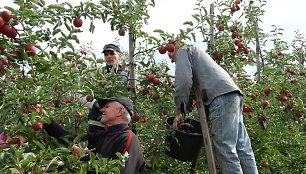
top-left (71, 144), bottom-right (82, 157)
top-left (172, 114), bottom-right (183, 129)
top-left (71, 144), bottom-right (91, 157)
top-left (8, 135), bottom-right (26, 145)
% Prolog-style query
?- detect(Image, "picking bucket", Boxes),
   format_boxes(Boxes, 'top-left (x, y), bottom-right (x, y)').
top-left (165, 116), bottom-right (204, 162)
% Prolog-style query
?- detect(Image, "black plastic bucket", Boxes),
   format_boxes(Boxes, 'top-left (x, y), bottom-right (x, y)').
top-left (165, 116), bottom-right (204, 162)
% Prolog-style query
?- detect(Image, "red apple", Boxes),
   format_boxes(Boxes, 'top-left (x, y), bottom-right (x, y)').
top-left (1, 58), bottom-right (9, 65)
top-left (290, 70), bottom-right (296, 76)
top-left (279, 95), bottom-right (287, 102)
top-left (263, 87), bottom-right (271, 96)
top-left (63, 98), bottom-right (73, 104)
top-left (296, 112), bottom-right (303, 118)
top-left (243, 105), bottom-right (253, 113)
top-left (1, 11), bottom-right (12, 22)
top-left (276, 51), bottom-right (283, 56)
top-left (24, 43), bottom-right (36, 56)
top-left (168, 41), bottom-right (180, 49)
top-left (231, 6), bottom-right (237, 12)
top-left (290, 79), bottom-right (297, 84)
top-left (234, 39), bottom-right (241, 45)
top-left (118, 28), bottom-right (126, 36)
top-left (146, 74), bottom-right (155, 83)
top-left (251, 93), bottom-right (257, 100)
top-left (235, 0), bottom-right (241, 4)
top-left (0, 24), bottom-right (13, 36)
top-left (285, 104), bottom-right (294, 110)
top-left (158, 46), bottom-right (167, 54)
top-left (86, 95), bottom-right (94, 102)
top-left (243, 48), bottom-right (249, 54)
top-left (280, 89), bottom-right (290, 96)
top-left (215, 21), bottom-right (221, 28)
top-left (73, 17), bottom-right (83, 28)
top-left (261, 99), bottom-right (269, 108)
top-left (261, 161), bottom-right (269, 169)
top-left (132, 114), bottom-right (140, 122)
top-left (210, 54), bottom-right (216, 59)
top-left (6, 27), bottom-right (17, 38)
top-left (152, 78), bottom-right (160, 86)
top-left (32, 122), bottom-right (43, 131)
top-left (142, 87), bottom-right (150, 94)
top-left (216, 52), bottom-right (223, 60)
top-left (237, 42), bottom-right (244, 48)
top-left (165, 43), bottom-right (175, 52)
top-left (235, 5), bottom-right (240, 11)
top-left (0, 17), bottom-right (4, 28)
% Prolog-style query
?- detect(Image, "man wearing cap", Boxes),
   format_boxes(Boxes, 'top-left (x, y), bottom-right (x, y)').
top-left (43, 96), bottom-right (145, 174)
top-left (80, 44), bottom-right (129, 140)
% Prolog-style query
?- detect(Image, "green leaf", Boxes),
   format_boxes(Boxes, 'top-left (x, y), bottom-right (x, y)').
top-left (153, 29), bottom-right (165, 34)
top-left (33, 140), bottom-right (46, 151)
top-left (64, 22), bottom-right (72, 31)
top-left (183, 21), bottom-right (193, 26)
top-left (52, 28), bottom-right (61, 35)
top-left (89, 22), bottom-right (95, 33)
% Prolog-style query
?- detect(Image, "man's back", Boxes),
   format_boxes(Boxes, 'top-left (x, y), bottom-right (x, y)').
top-left (174, 46), bottom-right (241, 106)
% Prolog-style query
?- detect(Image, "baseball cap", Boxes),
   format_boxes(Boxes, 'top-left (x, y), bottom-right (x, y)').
top-left (102, 44), bottom-right (121, 53)
top-left (97, 96), bottom-right (133, 116)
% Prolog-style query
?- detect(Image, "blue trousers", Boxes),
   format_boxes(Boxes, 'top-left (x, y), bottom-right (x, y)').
top-left (209, 92), bottom-right (258, 173)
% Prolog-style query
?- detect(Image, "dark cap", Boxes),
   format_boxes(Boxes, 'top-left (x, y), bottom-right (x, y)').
top-left (102, 44), bottom-right (121, 53)
top-left (97, 96), bottom-right (133, 116)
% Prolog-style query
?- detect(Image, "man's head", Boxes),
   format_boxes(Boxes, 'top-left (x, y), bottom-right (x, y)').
top-left (166, 42), bottom-right (179, 63)
top-left (102, 44), bottom-right (122, 67)
top-left (97, 96), bottom-right (133, 126)
top-left (168, 50), bottom-right (176, 63)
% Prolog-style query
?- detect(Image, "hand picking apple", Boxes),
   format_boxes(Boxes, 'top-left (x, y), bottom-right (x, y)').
top-left (172, 113), bottom-right (183, 130)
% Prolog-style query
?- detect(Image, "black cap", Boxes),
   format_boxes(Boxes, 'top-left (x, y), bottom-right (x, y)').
top-left (97, 96), bottom-right (133, 116)
top-left (102, 44), bottom-right (121, 53)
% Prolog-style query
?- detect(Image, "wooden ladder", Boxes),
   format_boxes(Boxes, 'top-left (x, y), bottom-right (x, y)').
top-left (193, 87), bottom-right (217, 174)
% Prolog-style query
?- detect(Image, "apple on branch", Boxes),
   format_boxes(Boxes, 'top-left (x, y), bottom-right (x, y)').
top-left (73, 17), bottom-right (83, 28)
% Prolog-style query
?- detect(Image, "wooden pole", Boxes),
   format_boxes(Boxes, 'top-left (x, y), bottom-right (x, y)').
top-left (128, 0), bottom-right (136, 94)
top-left (208, 3), bottom-right (215, 53)
top-left (194, 86), bottom-right (217, 174)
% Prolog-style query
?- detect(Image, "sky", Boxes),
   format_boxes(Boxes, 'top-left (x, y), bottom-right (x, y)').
top-left (1, 0), bottom-right (306, 74)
